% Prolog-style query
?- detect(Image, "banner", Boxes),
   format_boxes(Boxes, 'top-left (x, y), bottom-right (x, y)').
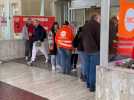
top-left (117, 0), bottom-right (134, 57)
top-left (13, 16), bottom-right (55, 39)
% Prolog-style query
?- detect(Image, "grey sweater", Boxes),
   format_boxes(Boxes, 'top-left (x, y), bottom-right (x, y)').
top-left (22, 25), bottom-right (29, 40)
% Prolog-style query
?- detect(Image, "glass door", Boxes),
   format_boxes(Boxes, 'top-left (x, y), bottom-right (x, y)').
top-left (70, 9), bottom-right (85, 28)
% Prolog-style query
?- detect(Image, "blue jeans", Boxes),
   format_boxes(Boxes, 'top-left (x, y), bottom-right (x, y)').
top-left (85, 52), bottom-right (100, 90)
top-left (51, 55), bottom-right (56, 65)
top-left (58, 48), bottom-right (72, 74)
top-left (51, 52), bottom-right (61, 66)
top-left (57, 49), bottom-right (62, 67)
top-left (78, 51), bottom-right (87, 76)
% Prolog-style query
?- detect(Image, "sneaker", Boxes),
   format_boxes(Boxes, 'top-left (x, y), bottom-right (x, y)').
top-left (25, 56), bottom-right (28, 61)
top-left (27, 61), bottom-right (33, 66)
top-left (56, 65), bottom-right (63, 73)
top-left (89, 88), bottom-right (95, 92)
top-left (72, 68), bottom-right (77, 72)
top-left (45, 59), bottom-right (48, 63)
top-left (52, 65), bottom-right (56, 72)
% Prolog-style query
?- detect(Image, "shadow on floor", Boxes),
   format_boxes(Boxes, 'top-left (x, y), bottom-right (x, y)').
top-left (10, 56), bottom-right (52, 71)
top-left (0, 81), bottom-right (49, 100)
top-left (9, 56), bottom-right (78, 77)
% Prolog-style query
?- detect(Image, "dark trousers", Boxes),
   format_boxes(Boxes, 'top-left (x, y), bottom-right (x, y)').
top-left (71, 53), bottom-right (78, 69)
top-left (25, 40), bottom-right (33, 59)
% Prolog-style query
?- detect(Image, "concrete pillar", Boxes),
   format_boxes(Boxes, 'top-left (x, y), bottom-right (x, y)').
top-left (4, 0), bottom-right (11, 40)
top-left (100, 0), bottom-right (110, 67)
top-left (40, 0), bottom-right (45, 16)
top-left (51, 0), bottom-right (57, 16)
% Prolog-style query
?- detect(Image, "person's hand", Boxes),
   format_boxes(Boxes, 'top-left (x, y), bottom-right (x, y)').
top-left (36, 41), bottom-right (41, 47)
top-left (29, 32), bottom-right (32, 37)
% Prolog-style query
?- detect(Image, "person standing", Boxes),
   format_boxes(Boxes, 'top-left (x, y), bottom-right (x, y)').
top-left (80, 14), bottom-right (100, 92)
top-left (55, 21), bottom-right (74, 74)
top-left (78, 21), bottom-right (89, 81)
top-left (22, 18), bottom-right (34, 61)
top-left (28, 19), bottom-right (48, 65)
top-left (73, 26), bottom-right (86, 81)
top-left (109, 16), bottom-right (118, 61)
top-left (48, 22), bottom-right (59, 71)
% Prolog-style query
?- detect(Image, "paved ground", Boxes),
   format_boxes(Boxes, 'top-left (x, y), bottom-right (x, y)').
top-left (11, 56), bottom-right (79, 76)
top-left (0, 62), bottom-right (95, 100)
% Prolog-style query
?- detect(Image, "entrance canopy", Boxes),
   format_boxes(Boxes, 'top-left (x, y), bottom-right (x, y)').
top-left (70, 0), bottom-right (99, 9)
top-left (70, 0), bottom-right (119, 9)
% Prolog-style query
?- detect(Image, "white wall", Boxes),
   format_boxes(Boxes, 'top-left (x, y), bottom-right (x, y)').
top-left (96, 66), bottom-right (134, 100)
top-left (0, 40), bottom-right (25, 60)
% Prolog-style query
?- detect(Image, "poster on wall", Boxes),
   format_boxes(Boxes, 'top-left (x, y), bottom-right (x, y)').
top-left (117, 0), bottom-right (134, 57)
top-left (13, 16), bottom-right (55, 39)
top-left (0, 16), bottom-right (7, 40)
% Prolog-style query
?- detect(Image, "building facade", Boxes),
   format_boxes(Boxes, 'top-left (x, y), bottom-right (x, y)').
top-left (0, 0), bottom-right (22, 16)
top-left (69, 0), bottom-right (119, 27)
top-left (0, 0), bottom-right (120, 61)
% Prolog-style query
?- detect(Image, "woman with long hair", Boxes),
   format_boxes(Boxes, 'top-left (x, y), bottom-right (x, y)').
top-left (109, 16), bottom-right (118, 61)
top-left (48, 22), bottom-right (59, 71)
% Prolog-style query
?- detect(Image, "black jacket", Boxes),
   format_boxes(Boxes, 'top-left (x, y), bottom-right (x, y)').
top-left (77, 27), bottom-right (84, 51)
top-left (109, 23), bottom-right (118, 54)
top-left (80, 20), bottom-right (100, 53)
top-left (33, 25), bottom-right (47, 42)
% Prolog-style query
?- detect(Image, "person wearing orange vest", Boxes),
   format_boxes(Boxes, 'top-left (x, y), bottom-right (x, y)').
top-left (55, 21), bottom-right (74, 74)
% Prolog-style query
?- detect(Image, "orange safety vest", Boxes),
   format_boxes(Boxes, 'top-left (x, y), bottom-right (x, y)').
top-left (117, 0), bottom-right (134, 57)
top-left (55, 25), bottom-right (74, 50)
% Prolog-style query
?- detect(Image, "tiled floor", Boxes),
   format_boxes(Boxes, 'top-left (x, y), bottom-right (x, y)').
top-left (0, 62), bottom-right (95, 100)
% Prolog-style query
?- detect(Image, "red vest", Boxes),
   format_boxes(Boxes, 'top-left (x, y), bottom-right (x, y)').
top-left (55, 25), bottom-right (74, 50)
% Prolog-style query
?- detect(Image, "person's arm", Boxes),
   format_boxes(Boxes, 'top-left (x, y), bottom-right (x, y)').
top-left (94, 23), bottom-right (100, 50)
top-left (22, 25), bottom-right (27, 40)
top-left (40, 27), bottom-right (47, 42)
top-left (96, 23), bottom-right (100, 44)
top-left (55, 30), bottom-right (59, 48)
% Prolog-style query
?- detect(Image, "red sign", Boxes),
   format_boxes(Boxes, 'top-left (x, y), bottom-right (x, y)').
top-left (13, 16), bottom-right (55, 37)
top-left (117, 0), bottom-right (134, 57)
top-left (118, 0), bottom-right (134, 38)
